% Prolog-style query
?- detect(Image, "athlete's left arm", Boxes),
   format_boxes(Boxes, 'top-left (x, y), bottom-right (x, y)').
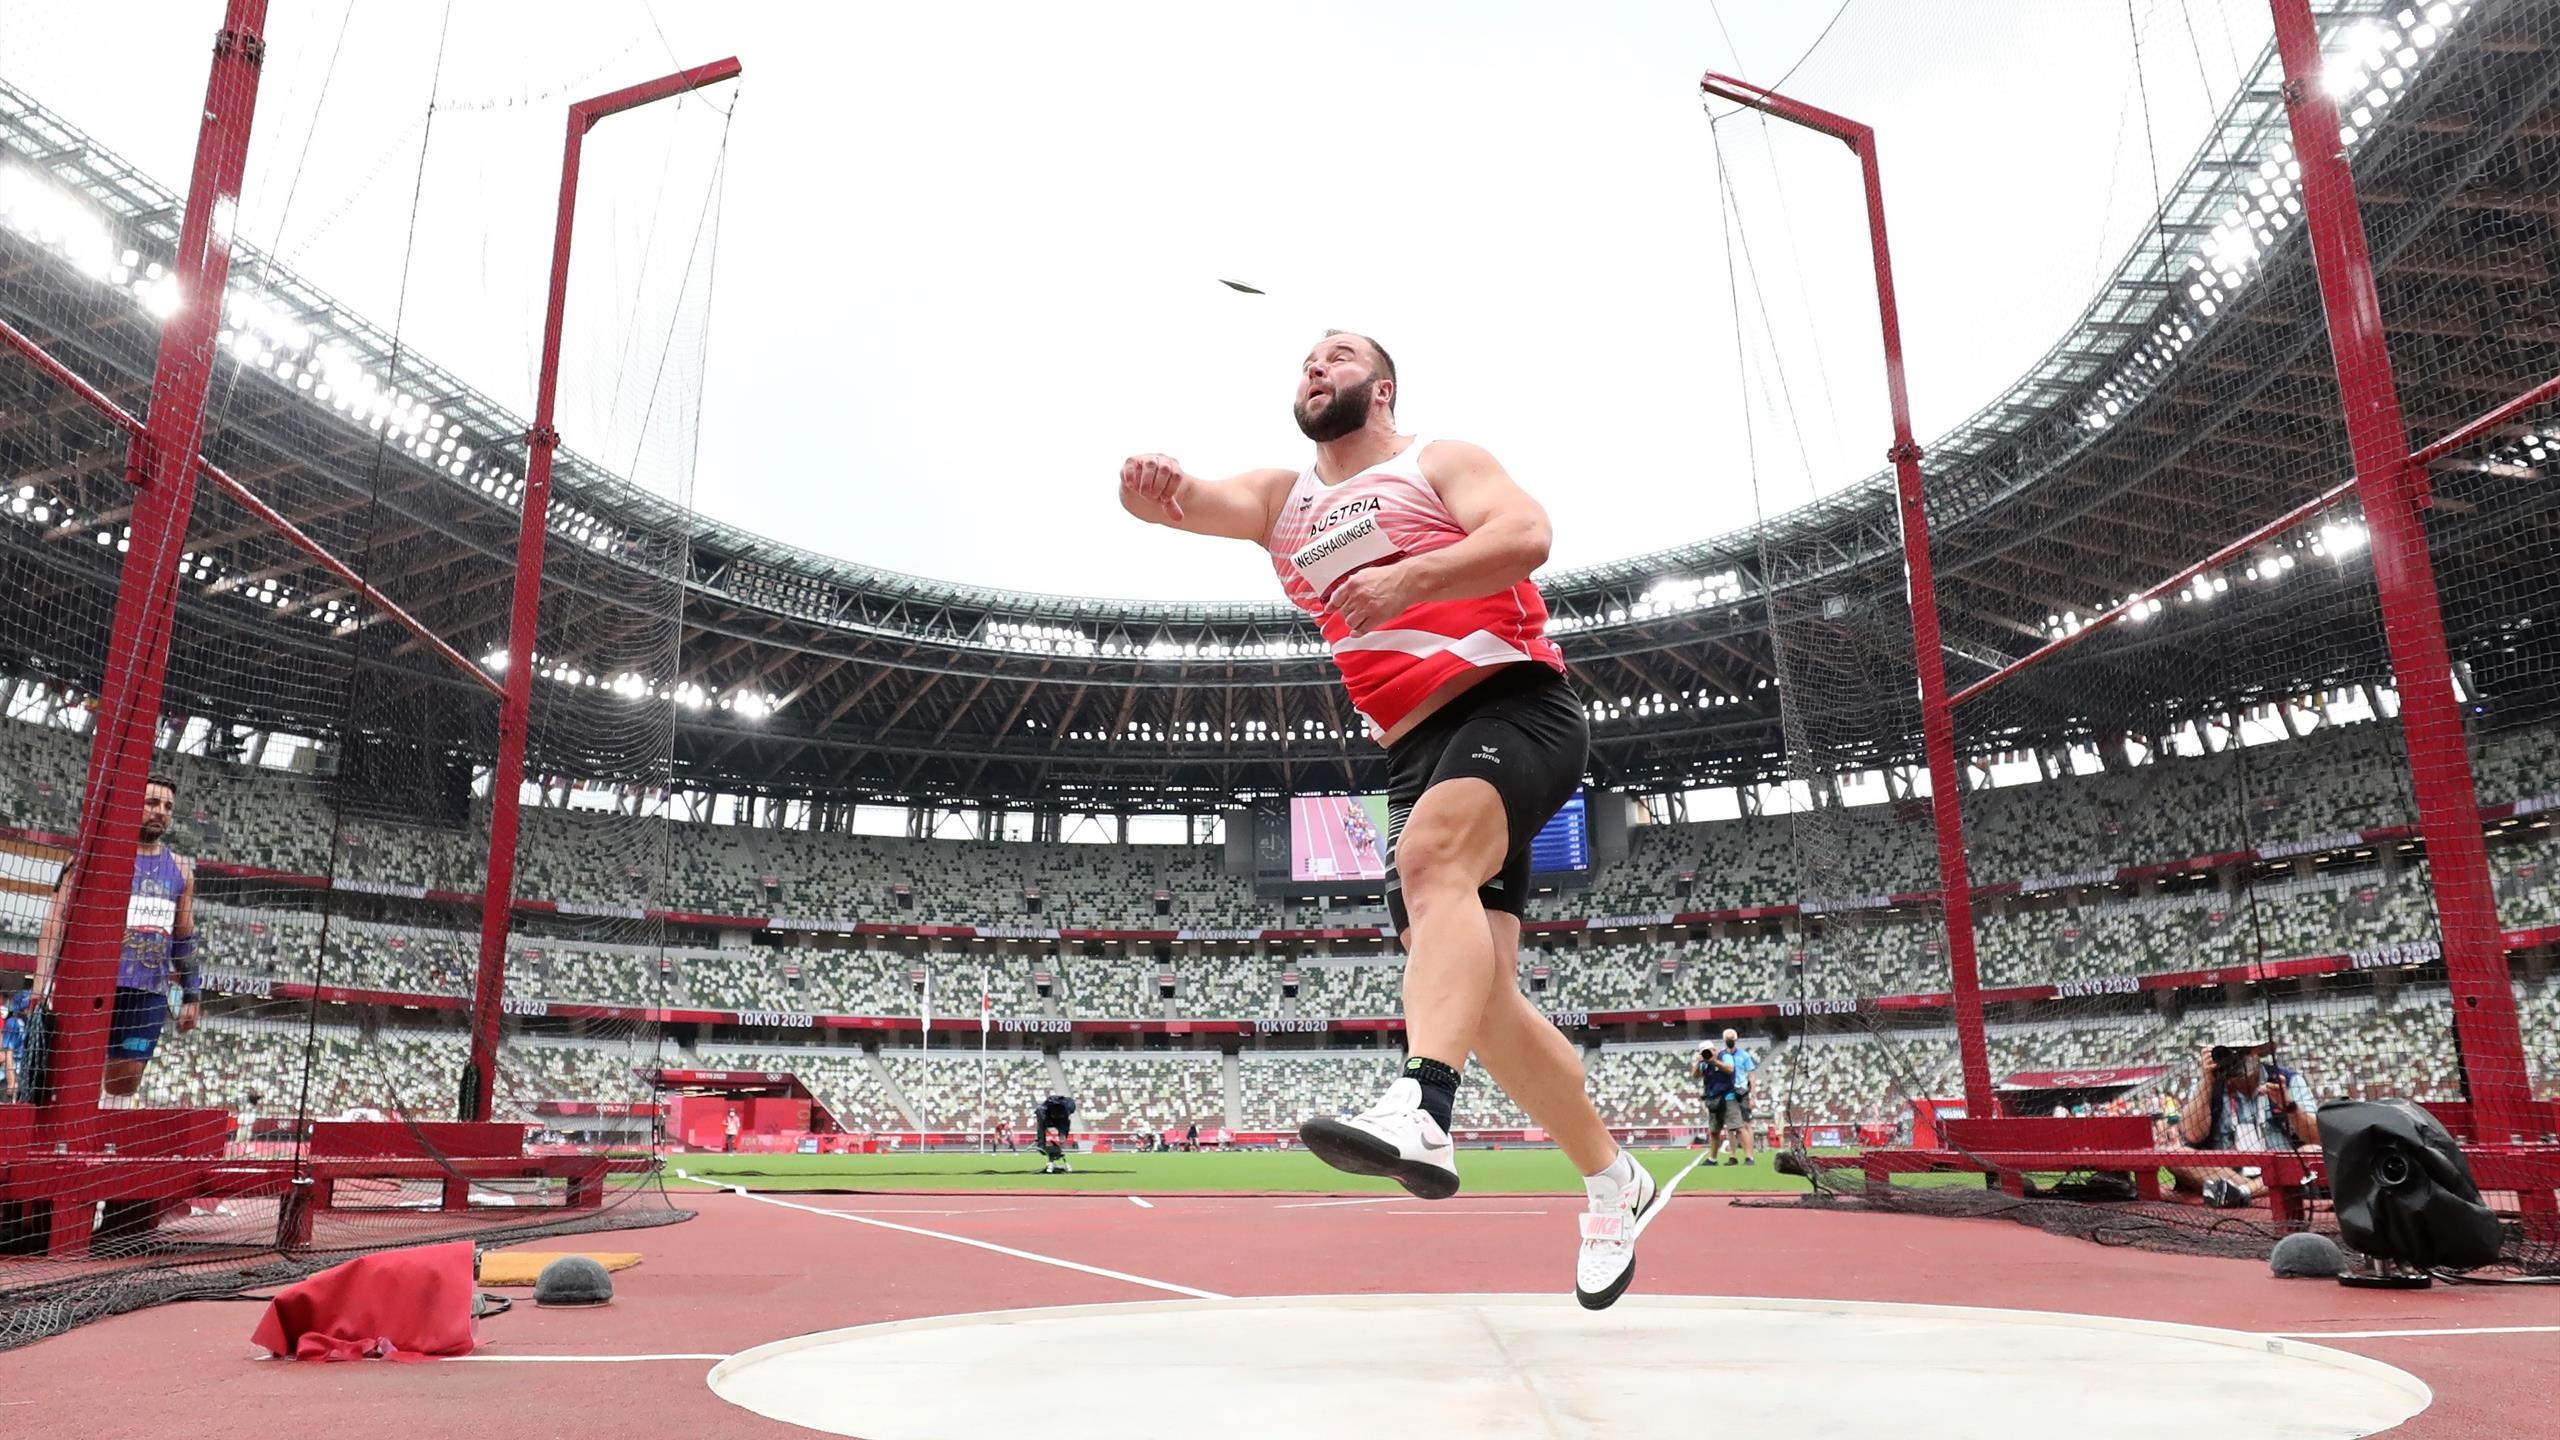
top-left (1329, 440), bottom-right (1551, 633)
top-left (171, 858), bottom-right (201, 1033)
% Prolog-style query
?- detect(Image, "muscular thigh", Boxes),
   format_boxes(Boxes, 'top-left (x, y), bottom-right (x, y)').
top-left (1384, 775), bottom-right (1509, 937)
top-left (1383, 665), bottom-right (1588, 930)
top-left (1400, 779), bottom-right (1508, 884)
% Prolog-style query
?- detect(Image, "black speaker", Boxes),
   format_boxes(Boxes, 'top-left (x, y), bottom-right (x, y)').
top-left (2318, 1098), bottom-right (2504, 1280)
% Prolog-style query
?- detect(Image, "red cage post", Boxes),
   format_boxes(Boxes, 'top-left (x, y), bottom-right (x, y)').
top-left (2266, 0), bottom-right (2536, 1145)
top-left (40, 0), bottom-right (269, 1136)
top-left (1697, 74), bottom-right (1996, 1115)
top-left (465, 58), bottom-right (743, 1121)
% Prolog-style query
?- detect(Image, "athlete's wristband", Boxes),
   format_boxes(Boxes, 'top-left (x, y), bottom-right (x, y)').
top-left (169, 932), bottom-right (202, 1002)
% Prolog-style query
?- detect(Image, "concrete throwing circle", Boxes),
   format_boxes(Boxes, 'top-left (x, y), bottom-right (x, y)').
top-left (708, 1293), bottom-right (2430, 1440)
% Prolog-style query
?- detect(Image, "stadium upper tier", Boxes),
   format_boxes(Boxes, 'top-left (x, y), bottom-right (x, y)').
top-left (3, 1), bottom-right (2556, 810)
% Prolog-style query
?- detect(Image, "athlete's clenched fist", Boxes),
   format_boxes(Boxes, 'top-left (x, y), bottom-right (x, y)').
top-left (1328, 562), bottom-right (1419, 637)
top-left (1119, 453), bottom-right (1189, 523)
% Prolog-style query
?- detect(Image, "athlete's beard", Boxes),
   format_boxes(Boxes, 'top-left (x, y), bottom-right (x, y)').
top-left (1294, 376), bottom-right (1377, 442)
top-left (138, 817), bottom-right (166, 845)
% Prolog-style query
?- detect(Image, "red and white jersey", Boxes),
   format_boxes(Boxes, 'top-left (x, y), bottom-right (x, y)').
top-left (1265, 437), bottom-right (1565, 739)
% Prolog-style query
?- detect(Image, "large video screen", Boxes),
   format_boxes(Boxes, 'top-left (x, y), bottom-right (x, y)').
top-left (1289, 795), bottom-right (1391, 881)
top-left (1289, 789), bottom-right (1589, 881)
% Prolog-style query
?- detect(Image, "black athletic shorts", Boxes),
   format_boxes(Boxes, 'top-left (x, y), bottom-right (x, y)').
top-left (1383, 662), bottom-right (1588, 929)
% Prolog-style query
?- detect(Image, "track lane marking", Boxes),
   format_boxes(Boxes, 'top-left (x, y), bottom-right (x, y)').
top-left (450, 1342), bottom-right (727, 1352)
top-left (1634, 1152), bottom-right (1706, 1238)
top-left (2269, 1324), bottom-right (2560, 1338)
top-left (679, 1171), bottom-right (1227, 1301)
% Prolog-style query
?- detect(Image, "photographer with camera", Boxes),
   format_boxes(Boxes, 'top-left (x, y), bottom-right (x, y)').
top-left (1036, 1094), bottom-right (1077, 1174)
top-left (2170, 1034), bottom-right (2319, 1209)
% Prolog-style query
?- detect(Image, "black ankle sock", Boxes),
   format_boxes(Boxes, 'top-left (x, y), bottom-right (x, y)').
top-left (1404, 1056), bottom-right (1460, 1131)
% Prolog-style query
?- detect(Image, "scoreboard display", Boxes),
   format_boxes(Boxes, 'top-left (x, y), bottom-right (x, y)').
top-left (1526, 789), bottom-right (1590, 873)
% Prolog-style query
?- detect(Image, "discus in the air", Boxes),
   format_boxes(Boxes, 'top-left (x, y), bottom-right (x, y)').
top-left (1218, 279), bottom-right (1265, 294)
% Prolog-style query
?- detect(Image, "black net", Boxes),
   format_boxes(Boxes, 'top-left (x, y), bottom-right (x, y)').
top-left (0, 12), bottom-right (737, 1346)
top-left (1716, 0), bottom-right (2560, 1269)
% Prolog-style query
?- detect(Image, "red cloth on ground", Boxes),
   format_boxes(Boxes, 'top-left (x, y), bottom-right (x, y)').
top-left (250, 1240), bottom-right (479, 1362)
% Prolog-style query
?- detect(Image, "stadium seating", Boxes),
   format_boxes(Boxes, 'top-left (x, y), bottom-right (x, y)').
top-left (1583, 1044), bottom-right (1701, 1128)
top-left (1289, 962), bottom-right (1401, 1019)
top-left (5, 713), bottom-right (2556, 941)
top-left (6, 711), bottom-right (2559, 1141)
top-left (92, 970), bottom-right (2537, 1136)
top-left (1054, 1052), bottom-right (1224, 1134)
top-left (878, 1049), bottom-right (1053, 1131)
top-left (1236, 1052), bottom-right (1397, 1130)
top-left (675, 952), bottom-right (789, 1010)
top-left (686, 1043), bottom-right (909, 1131)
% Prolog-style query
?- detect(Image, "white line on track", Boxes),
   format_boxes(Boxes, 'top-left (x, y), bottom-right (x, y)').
top-left (1382, 1209), bottom-right (1545, 1216)
top-left (448, 1342), bottom-right (732, 1352)
top-left (451, 1353), bottom-right (731, 1363)
top-left (2269, 1324), bottom-right (2560, 1339)
top-left (696, 1178), bottom-right (1228, 1301)
top-left (1128, 1196), bottom-right (1154, 1208)
top-left (1634, 1152), bottom-right (1706, 1238)
top-left (801, 1206), bottom-right (1025, 1216)
top-left (1273, 1195), bottom-right (1405, 1209)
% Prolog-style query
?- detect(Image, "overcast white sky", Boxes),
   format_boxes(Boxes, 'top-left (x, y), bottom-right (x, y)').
top-left (0, 1), bottom-right (2275, 601)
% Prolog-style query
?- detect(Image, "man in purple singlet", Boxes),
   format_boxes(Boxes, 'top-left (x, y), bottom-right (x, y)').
top-left (33, 774), bottom-right (203, 1106)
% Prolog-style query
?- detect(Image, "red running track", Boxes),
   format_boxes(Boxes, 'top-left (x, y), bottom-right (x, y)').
top-left (1, 1189), bottom-right (2551, 1438)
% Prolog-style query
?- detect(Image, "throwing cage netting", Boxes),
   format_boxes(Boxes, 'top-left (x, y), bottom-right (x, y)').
top-left (0, 2), bottom-right (737, 1345)
top-left (1711, 0), bottom-right (2559, 1270)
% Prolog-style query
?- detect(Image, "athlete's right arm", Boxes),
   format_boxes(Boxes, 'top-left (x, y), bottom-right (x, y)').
top-left (1118, 454), bottom-right (1291, 543)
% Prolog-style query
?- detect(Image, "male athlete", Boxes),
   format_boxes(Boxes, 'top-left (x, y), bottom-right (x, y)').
top-left (1120, 332), bottom-right (1657, 1308)
top-left (32, 774), bottom-right (202, 1106)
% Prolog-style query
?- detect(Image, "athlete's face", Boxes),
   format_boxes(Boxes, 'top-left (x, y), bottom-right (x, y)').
top-left (139, 784), bottom-right (174, 843)
top-left (1294, 337), bottom-right (1387, 443)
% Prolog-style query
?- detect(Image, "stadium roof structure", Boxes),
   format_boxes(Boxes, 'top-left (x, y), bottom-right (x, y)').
top-left (2, 0), bottom-right (2555, 813)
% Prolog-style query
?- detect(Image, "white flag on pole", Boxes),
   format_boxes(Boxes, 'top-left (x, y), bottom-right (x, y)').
top-left (922, 972), bottom-right (932, 1032)
top-left (981, 970), bottom-right (993, 1033)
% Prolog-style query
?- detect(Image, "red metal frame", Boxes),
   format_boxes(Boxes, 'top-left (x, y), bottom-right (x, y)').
top-left (466, 57), bottom-right (742, 1120)
top-left (0, 6), bottom-right (628, 1263)
top-left (1948, 367), bottom-right (2560, 708)
top-left (0, 317), bottom-right (502, 696)
top-left (1700, 73), bottom-right (1994, 1113)
top-left (39, 3), bottom-right (271, 1152)
top-left (2268, 0), bottom-right (2535, 1146)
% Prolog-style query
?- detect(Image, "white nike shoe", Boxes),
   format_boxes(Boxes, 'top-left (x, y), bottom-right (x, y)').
top-left (1575, 1154), bottom-right (1660, 1311)
top-left (1298, 1077), bottom-right (1460, 1200)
